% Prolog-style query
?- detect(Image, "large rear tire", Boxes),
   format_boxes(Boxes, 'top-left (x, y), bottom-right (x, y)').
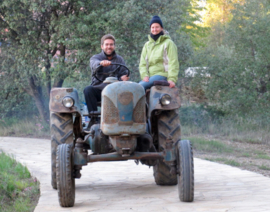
top-left (50, 112), bottom-right (73, 189)
top-left (56, 144), bottom-right (75, 207)
top-left (153, 110), bottom-right (181, 185)
top-left (177, 140), bottom-right (194, 202)
top-left (153, 160), bottom-right (177, 185)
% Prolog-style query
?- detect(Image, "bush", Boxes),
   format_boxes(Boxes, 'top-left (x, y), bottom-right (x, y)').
top-left (180, 104), bottom-right (270, 144)
top-left (180, 104), bottom-right (226, 129)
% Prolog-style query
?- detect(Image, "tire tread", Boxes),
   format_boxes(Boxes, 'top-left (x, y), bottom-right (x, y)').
top-left (178, 140), bottom-right (194, 202)
top-left (56, 144), bottom-right (75, 207)
top-left (50, 112), bottom-right (73, 189)
top-left (153, 110), bottom-right (181, 185)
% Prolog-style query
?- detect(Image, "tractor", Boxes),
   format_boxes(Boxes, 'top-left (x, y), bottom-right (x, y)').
top-left (49, 63), bottom-right (194, 207)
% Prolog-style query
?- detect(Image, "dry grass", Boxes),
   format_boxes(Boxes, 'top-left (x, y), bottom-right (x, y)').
top-left (188, 135), bottom-right (270, 177)
top-left (0, 117), bottom-right (50, 139)
top-left (180, 106), bottom-right (270, 145)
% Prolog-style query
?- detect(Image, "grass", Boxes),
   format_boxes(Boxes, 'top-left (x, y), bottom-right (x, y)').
top-left (187, 136), bottom-right (241, 167)
top-left (187, 137), bottom-right (234, 153)
top-left (258, 165), bottom-right (270, 171)
top-left (0, 116), bottom-right (49, 138)
top-left (241, 152), bottom-right (251, 157)
top-left (180, 105), bottom-right (270, 145)
top-left (255, 153), bottom-right (270, 160)
top-left (205, 157), bottom-right (241, 167)
top-left (0, 151), bottom-right (40, 212)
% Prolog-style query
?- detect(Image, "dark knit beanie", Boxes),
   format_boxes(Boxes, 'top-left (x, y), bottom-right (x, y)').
top-left (149, 16), bottom-right (163, 28)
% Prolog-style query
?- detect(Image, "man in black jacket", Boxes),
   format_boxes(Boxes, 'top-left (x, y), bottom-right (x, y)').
top-left (84, 34), bottom-right (129, 117)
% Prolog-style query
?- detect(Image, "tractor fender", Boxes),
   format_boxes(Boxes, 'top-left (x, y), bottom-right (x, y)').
top-left (49, 87), bottom-right (81, 114)
top-left (148, 86), bottom-right (181, 118)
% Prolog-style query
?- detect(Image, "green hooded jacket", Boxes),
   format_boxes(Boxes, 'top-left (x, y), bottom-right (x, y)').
top-left (139, 34), bottom-right (179, 83)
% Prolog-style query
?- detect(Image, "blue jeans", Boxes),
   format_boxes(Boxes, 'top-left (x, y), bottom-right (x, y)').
top-left (139, 75), bottom-right (167, 90)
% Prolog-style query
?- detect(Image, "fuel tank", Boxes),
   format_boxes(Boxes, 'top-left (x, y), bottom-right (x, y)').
top-left (101, 81), bottom-right (146, 135)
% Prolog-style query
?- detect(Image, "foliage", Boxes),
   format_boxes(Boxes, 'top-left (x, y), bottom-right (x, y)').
top-left (202, 0), bottom-right (245, 27)
top-left (180, 0), bottom-right (210, 48)
top-left (180, 104), bottom-right (226, 128)
top-left (196, 0), bottom-right (246, 46)
top-left (191, 0), bottom-right (270, 115)
top-left (0, 0), bottom-right (92, 121)
top-left (180, 104), bottom-right (270, 144)
top-left (0, 151), bottom-right (39, 212)
top-left (0, 0), bottom-right (202, 120)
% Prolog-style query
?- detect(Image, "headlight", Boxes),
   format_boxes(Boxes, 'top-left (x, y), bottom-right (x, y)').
top-left (62, 96), bottom-right (74, 108)
top-left (160, 94), bottom-right (171, 106)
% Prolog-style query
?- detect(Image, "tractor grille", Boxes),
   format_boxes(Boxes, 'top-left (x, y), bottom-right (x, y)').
top-left (118, 92), bottom-right (133, 105)
top-left (103, 96), bottom-right (119, 124)
top-left (133, 96), bottom-right (146, 123)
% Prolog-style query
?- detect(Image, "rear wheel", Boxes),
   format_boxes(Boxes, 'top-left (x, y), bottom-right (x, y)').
top-left (177, 140), bottom-right (194, 202)
top-left (50, 112), bottom-right (73, 189)
top-left (153, 110), bottom-right (181, 185)
top-left (153, 160), bottom-right (177, 185)
top-left (56, 144), bottom-right (75, 207)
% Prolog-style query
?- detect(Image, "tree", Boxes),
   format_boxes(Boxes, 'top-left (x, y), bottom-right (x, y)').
top-left (0, 0), bottom-right (199, 121)
top-left (192, 0), bottom-right (270, 114)
top-left (0, 0), bottom-right (95, 121)
top-left (200, 0), bottom-right (245, 45)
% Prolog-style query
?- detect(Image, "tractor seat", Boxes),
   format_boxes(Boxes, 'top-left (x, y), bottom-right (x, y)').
top-left (153, 80), bottom-right (170, 86)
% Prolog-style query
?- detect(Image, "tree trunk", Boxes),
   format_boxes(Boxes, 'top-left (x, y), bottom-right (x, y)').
top-left (32, 91), bottom-right (49, 123)
top-left (45, 59), bottom-right (51, 96)
top-left (25, 77), bottom-right (49, 123)
top-left (53, 79), bottom-right (64, 88)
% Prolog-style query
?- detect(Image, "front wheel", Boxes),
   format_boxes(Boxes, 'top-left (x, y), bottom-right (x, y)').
top-left (50, 112), bottom-right (73, 189)
top-left (56, 144), bottom-right (75, 207)
top-left (177, 140), bottom-right (194, 202)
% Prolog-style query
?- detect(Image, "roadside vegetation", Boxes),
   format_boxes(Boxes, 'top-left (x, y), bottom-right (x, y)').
top-left (0, 117), bottom-right (49, 138)
top-left (180, 105), bottom-right (270, 145)
top-left (0, 151), bottom-right (40, 212)
top-left (179, 105), bottom-right (270, 177)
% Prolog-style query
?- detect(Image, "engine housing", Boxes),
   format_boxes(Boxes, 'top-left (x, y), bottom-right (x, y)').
top-left (101, 81), bottom-right (146, 135)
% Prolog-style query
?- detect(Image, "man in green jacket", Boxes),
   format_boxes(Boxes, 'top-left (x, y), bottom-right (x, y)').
top-left (139, 15), bottom-right (179, 89)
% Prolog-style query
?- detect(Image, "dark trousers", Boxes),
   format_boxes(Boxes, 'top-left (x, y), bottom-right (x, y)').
top-left (83, 83), bottom-right (107, 113)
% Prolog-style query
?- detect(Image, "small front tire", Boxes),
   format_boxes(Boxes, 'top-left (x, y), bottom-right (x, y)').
top-left (56, 144), bottom-right (75, 207)
top-left (177, 140), bottom-right (194, 202)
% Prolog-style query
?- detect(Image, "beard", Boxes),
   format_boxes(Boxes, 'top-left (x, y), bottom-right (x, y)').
top-left (104, 50), bottom-right (115, 57)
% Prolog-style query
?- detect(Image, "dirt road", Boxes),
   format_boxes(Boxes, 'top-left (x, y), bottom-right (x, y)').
top-left (1, 137), bottom-right (270, 212)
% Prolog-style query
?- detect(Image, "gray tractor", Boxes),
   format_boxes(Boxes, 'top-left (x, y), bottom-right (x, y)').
top-left (49, 63), bottom-right (194, 207)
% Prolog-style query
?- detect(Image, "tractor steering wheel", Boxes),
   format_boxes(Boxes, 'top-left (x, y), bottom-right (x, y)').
top-left (93, 62), bottom-right (131, 83)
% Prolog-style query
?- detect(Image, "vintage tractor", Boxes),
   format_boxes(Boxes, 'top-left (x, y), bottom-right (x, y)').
top-left (49, 63), bottom-right (194, 207)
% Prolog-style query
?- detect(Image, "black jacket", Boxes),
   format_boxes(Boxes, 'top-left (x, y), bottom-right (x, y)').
top-left (90, 51), bottom-right (128, 86)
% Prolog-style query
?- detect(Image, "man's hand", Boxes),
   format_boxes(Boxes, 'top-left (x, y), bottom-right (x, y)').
top-left (168, 80), bottom-right (175, 88)
top-left (121, 75), bottom-right (129, 81)
top-left (143, 76), bottom-right (149, 82)
top-left (100, 60), bottom-right (111, 67)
